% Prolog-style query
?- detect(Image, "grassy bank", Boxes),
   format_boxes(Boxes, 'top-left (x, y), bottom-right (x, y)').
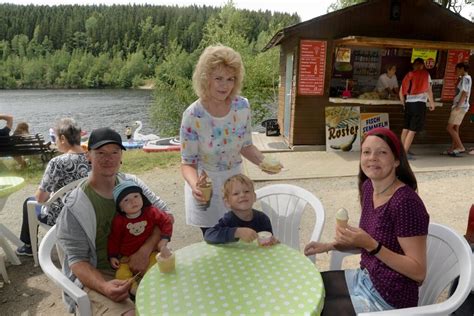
top-left (0, 150), bottom-right (181, 184)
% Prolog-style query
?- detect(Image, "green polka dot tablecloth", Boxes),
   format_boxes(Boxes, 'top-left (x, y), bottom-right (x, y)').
top-left (136, 241), bottom-right (325, 316)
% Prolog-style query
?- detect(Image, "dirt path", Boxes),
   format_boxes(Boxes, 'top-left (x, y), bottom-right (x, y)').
top-left (0, 166), bottom-right (472, 315)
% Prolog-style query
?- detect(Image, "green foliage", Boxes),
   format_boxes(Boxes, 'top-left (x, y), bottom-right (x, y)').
top-left (152, 41), bottom-right (197, 136)
top-left (0, 3), bottom-right (297, 89)
top-left (150, 2), bottom-right (296, 135)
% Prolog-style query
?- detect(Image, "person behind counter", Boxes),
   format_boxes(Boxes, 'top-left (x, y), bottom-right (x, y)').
top-left (399, 58), bottom-right (435, 159)
top-left (375, 65), bottom-right (399, 99)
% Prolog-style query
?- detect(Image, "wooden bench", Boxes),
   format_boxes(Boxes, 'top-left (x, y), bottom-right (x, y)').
top-left (0, 133), bottom-right (56, 163)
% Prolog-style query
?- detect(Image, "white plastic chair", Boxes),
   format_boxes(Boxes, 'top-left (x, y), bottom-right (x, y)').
top-left (39, 225), bottom-right (92, 316)
top-left (255, 184), bottom-right (325, 261)
top-left (329, 223), bottom-right (473, 315)
top-left (27, 178), bottom-right (84, 266)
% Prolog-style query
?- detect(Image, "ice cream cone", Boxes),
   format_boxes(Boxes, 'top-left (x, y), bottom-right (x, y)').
top-left (199, 184), bottom-right (212, 202)
top-left (336, 218), bottom-right (348, 229)
top-left (335, 208), bottom-right (349, 229)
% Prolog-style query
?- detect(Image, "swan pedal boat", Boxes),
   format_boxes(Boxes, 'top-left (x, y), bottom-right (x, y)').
top-left (143, 137), bottom-right (180, 153)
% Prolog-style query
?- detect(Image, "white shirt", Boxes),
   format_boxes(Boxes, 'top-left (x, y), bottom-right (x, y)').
top-left (375, 73), bottom-right (398, 93)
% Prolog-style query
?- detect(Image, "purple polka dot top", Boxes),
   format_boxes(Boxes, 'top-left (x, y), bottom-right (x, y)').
top-left (359, 180), bottom-right (429, 309)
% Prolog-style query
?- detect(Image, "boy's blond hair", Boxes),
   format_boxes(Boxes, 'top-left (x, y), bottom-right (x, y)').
top-left (222, 174), bottom-right (255, 200)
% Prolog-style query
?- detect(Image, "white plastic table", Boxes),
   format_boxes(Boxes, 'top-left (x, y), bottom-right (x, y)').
top-left (136, 241), bottom-right (325, 315)
top-left (0, 176), bottom-right (25, 271)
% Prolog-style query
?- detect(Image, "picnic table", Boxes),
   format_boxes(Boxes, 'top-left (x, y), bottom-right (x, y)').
top-left (136, 241), bottom-right (325, 315)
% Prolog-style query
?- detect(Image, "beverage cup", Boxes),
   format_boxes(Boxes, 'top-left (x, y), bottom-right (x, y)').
top-left (257, 231), bottom-right (273, 246)
top-left (156, 252), bottom-right (175, 273)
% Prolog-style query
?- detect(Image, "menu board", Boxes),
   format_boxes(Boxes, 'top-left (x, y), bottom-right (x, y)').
top-left (298, 40), bottom-right (327, 95)
top-left (441, 50), bottom-right (470, 101)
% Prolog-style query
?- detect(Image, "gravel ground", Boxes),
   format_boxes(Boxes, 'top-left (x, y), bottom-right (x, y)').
top-left (0, 165), bottom-right (472, 315)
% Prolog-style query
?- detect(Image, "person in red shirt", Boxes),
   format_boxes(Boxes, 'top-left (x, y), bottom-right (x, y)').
top-left (108, 181), bottom-right (173, 294)
top-left (399, 58), bottom-right (435, 159)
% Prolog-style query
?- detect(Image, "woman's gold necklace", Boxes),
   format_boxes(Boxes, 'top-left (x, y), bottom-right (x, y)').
top-left (375, 178), bottom-right (397, 196)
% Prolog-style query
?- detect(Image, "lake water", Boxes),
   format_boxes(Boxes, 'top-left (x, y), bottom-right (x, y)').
top-left (0, 89), bottom-right (157, 141)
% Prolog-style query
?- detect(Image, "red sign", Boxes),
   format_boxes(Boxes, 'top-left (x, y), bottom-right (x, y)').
top-left (298, 40), bottom-right (327, 95)
top-left (441, 50), bottom-right (470, 101)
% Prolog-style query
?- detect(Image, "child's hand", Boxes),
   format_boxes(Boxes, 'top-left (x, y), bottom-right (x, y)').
top-left (269, 236), bottom-right (280, 246)
top-left (159, 246), bottom-right (172, 258)
top-left (235, 227), bottom-right (258, 242)
top-left (110, 257), bottom-right (120, 269)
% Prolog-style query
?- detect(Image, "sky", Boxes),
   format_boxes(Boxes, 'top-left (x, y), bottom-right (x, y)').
top-left (0, 0), bottom-right (472, 21)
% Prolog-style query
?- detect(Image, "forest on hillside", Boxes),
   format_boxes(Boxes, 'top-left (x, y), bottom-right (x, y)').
top-left (0, 3), bottom-right (298, 89)
top-left (0, 2), bottom-right (299, 136)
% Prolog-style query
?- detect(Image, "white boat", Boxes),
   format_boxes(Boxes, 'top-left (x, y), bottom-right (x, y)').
top-left (143, 137), bottom-right (180, 153)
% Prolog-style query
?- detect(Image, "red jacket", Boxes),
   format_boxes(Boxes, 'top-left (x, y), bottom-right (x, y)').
top-left (401, 69), bottom-right (429, 96)
top-left (107, 205), bottom-right (173, 258)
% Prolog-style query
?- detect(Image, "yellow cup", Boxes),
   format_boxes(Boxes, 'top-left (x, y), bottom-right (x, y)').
top-left (156, 252), bottom-right (176, 273)
top-left (257, 231), bottom-right (273, 246)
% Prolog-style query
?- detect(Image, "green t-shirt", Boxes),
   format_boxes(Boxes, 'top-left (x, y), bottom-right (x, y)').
top-left (83, 183), bottom-right (117, 271)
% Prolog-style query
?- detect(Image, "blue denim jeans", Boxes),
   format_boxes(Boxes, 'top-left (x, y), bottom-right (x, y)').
top-left (345, 268), bottom-right (395, 313)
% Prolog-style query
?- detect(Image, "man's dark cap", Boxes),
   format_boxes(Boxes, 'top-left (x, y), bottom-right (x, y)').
top-left (88, 127), bottom-right (126, 150)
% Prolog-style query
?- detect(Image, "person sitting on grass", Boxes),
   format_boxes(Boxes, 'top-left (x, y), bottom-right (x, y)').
top-left (108, 181), bottom-right (173, 295)
top-left (204, 174), bottom-right (278, 245)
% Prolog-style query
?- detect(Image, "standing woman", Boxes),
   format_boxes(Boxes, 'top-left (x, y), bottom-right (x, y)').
top-left (304, 127), bottom-right (429, 315)
top-left (16, 118), bottom-right (91, 256)
top-left (180, 44), bottom-right (267, 235)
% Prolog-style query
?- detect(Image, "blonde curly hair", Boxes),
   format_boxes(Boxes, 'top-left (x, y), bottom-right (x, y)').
top-left (192, 44), bottom-right (245, 101)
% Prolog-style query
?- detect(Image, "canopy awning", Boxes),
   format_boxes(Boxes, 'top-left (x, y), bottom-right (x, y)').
top-left (333, 36), bottom-right (474, 50)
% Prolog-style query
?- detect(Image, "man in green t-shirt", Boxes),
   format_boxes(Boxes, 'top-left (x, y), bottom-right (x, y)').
top-left (57, 127), bottom-right (171, 315)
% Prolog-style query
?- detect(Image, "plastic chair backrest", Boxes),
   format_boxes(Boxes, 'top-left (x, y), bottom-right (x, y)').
top-left (41, 178), bottom-right (85, 207)
top-left (418, 223), bottom-right (472, 306)
top-left (39, 225), bottom-right (92, 316)
top-left (255, 184), bottom-right (325, 251)
top-left (27, 177), bottom-right (86, 267)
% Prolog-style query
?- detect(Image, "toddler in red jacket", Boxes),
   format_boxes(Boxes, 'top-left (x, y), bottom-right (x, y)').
top-left (108, 181), bottom-right (173, 294)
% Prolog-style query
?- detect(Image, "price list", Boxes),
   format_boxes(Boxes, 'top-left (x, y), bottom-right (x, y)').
top-left (441, 49), bottom-right (469, 101)
top-left (298, 40), bottom-right (327, 95)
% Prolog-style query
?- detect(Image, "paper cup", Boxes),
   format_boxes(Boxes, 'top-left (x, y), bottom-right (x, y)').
top-left (156, 252), bottom-right (175, 273)
top-left (257, 231), bottom-right (273, 246)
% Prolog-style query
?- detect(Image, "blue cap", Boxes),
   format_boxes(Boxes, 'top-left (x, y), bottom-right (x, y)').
top-left (113, 181), bottom-right (150, 214)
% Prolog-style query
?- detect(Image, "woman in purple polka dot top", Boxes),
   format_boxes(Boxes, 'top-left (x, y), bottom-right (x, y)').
top-left (304, 127), bottom-right (429, 315)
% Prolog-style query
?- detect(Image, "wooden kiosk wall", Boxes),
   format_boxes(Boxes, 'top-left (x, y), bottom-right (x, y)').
top-left (273, 0), bottom-right (474, 146)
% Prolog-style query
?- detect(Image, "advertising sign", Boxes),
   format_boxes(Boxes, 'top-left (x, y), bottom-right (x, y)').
top-left (325, 106), bottom-right (360, 152)
top-left (298, 40), bottom-right (327, 95)
top-left (411, 48), bottom-right (437, 69)
top-left (441, 49), bottom-right (470, 101)
top-left (360, 113), bottom-right (390, 135)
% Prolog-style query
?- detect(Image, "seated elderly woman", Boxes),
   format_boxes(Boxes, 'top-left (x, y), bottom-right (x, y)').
top-left (16, 118), bottom-right (91, 256)
top-left (305, 127), bottom-right (429, 315)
